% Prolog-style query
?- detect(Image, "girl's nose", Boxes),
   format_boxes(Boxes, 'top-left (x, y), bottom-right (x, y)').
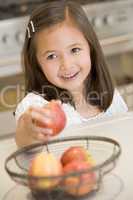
top-left (60, 55), bottom-right (73, 71)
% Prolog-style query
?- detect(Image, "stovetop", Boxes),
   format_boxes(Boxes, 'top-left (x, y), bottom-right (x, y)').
top-left (0, 0), bottom-right (132, 65)
top-left (0, 0), bottom-right (116, 20)
top-left (0, 0), bottom-right (43, 20)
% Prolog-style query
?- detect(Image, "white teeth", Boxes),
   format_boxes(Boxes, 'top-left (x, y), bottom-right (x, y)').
top-left (61, 72), bottom-right (79, 79)
top-left (63, 75), bottom-right (74, 78)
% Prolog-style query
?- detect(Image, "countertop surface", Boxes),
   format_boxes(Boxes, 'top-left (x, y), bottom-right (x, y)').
top-left (0, 112), bottom-right (133, 199)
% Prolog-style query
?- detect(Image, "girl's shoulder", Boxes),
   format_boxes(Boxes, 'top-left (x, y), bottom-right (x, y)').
top-left (15, 92), bottom-right (81, 126)
top-left (105, 89), bottom-right (128, 116)
top-left (17, 92), bottom-right (48, 108)
top-left (15, 92), bottom-right (47, 122)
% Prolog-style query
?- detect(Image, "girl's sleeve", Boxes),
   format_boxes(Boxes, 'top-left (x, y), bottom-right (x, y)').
top-left (15, 93), bottom-right (48, 123)
top-left (15, 93), bottom-right (82, 128)
top-left (106, 89), bottom-right (128, 116)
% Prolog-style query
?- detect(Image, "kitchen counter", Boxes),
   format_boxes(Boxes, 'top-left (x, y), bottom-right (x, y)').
top-left (0, 138), bottom-right (17, 200)
top-left (62, 111), bottom-right (133, 200)
top-left (1, 112), bottom-right (133, 199)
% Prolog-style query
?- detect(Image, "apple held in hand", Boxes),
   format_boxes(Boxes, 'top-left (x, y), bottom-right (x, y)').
top-left (63, 160), bottom-right (96, 196)
top-left (61, 146), bottom-right (95, 166)
top-left (37, 100), bottom-right (67, 136)
top-left (28, 152), bottom-right (63, 190)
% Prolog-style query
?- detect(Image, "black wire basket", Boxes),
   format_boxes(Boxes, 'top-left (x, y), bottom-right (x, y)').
top-left (5, 136), bottom-right (121, 200)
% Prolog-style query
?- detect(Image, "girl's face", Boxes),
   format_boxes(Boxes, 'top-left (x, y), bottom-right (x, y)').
top-left (36, 20), bottom-right (91, 94)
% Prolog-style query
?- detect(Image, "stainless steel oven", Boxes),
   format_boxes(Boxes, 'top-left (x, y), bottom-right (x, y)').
top-left (0, 17), bottom-right (27, 137)
top-left (83, 0), bottom-right (133, 110)
top-left (0, 0), bottom-right (133, 137)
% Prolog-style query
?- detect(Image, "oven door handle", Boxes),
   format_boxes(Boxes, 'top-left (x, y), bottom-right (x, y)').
top-left (100, 33), bottom-right (133, 47)
top-left (0, 64), bottom-right (22, 78)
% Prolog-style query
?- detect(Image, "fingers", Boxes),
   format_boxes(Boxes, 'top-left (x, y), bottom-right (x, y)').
top-left (28, 106), bottom-right (53, 142)
top-left (31, 110), bottom-right (52, 126)
top-left (29, 105), bottom-right (53, 124)
top-left (34, 126), bottom-right (53, 135)
top-left (31, 123), bottom-right (53, 142)
top-left (51, 99), bottom-right (62, 105)
top-left (37, 132), bottom-right (52, 142)
top-left (27, 100), bottom-right (63, 142)
top-left (30, 106), bottom-right (52, 118)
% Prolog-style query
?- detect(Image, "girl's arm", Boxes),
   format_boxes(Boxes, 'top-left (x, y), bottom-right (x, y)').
top-left (15, 93), bottom-right (52, 147)
top-left (15, 92), bottom-right (83, 147)
top-left (15, 106), bottom-right (54, 148)
top-left (15, 111), bottom-right (37, 147)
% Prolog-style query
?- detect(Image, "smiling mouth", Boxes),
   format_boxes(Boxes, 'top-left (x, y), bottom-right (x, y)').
top-left (61, 71), bottom-right (80, 80)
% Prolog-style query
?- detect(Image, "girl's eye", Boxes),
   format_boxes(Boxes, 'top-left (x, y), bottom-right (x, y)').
top-left (47, 54), bottom-right (57, 60)
top-left (71, 47), bottom-right (81, 54)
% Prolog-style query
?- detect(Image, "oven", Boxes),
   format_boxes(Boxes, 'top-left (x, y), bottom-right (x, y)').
top-left (0, 17), bottom-right (27, 137)
top-left (83, 0), bottom-right (133, 110)
top-left (0, 0), bottom-right (133, 137)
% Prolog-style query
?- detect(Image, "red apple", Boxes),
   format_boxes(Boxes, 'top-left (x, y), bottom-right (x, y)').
top-left (36, 100), bottom-right (67, 136)
top-left (63, 160), bottom-right (96, 196)
top-left (28, 152), bottom-right (63, 190)
top-left (61, 146), bottom-right (95, 166)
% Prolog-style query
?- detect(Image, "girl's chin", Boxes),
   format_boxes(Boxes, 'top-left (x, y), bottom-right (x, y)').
top-left (62, 83), bottom-right (83, 92)
top-left (57, 76), bottom-right (85, 91)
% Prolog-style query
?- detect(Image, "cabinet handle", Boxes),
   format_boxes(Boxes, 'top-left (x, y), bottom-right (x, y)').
top-left (100, 33), bottom-right (133, 47)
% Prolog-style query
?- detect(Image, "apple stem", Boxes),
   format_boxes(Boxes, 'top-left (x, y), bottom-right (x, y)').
top-left (46, 143), bottom-right (50, 153)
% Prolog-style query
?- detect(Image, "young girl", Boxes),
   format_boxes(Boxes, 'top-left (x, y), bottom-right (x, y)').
top-left (15, 0), bottom-right (128, 147)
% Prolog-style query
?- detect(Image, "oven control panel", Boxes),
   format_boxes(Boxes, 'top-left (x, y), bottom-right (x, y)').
top-left (83, 0), bottom-right (133, 56)
top-left (83, 0), bottom-right (133, 39)
top-left (0, 0), bottom-right (133, 68)
top-left (0, 0), bottom-right (133, 58)
top-left (0, 16), bottom-right (28, 57)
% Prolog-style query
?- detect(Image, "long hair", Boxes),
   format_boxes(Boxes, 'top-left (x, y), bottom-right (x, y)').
top-left (22, 0), bottom-right (114, 111)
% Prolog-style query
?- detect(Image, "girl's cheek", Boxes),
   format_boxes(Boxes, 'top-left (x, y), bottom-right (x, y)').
top-left (80, 54), bottom-right (91, 65)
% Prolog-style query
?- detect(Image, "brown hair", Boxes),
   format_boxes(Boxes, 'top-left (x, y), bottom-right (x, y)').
top-left (22, 0), bottom-right (114, 111)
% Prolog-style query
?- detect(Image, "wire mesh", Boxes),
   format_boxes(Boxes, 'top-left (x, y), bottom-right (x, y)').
top-left (4, 135), bottom-right (121, 199)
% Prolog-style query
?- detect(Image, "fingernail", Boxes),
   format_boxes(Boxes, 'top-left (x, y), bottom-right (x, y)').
top-left (43, 118), bottom-right (52, 124)
top-left (38, 133), bottom-right (44, 140)
top-left (42, 128), bottom-right (53, 135)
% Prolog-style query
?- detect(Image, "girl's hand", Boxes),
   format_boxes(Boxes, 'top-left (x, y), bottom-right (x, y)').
top-left (27, 100), bottom-right (62, 142)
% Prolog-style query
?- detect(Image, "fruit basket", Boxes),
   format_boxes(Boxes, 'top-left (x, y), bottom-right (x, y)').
top-left (5, 136), bottom-right (121, 200)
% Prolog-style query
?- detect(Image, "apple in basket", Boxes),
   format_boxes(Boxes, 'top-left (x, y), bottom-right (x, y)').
top-left (36, 100), bottom-right (67, 136)
top-left (61, 146), bottom-right (95, 166)
top-left (63, 160), bottom-right (96, 196)
top-left (28, 152), bottom-right (63, 190)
